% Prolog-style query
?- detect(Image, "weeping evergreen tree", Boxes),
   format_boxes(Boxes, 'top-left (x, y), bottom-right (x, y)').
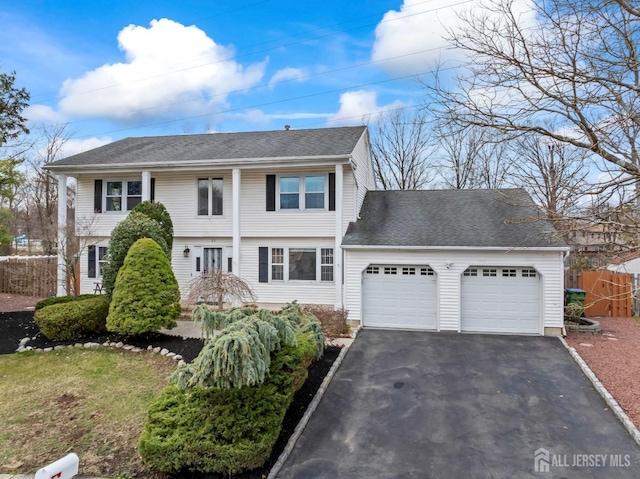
top-left (172, 303), bottom-right (324, 390)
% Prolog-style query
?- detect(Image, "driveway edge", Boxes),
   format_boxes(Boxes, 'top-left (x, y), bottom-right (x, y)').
top-left (560, 337), bottom-right (640, 448)
top-left (268, 326), bottom-right (362, 479)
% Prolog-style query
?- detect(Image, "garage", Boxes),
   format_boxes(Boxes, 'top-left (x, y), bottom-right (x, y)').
top-left (461, 266), bottom-right (540, 334)
top-left (362, 265), bottom-right (437, 330)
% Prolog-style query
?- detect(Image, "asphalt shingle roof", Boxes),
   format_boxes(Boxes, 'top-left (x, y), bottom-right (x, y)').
top-left (342, 189), bottom-right (568, 249)
top-left (47, 126), bottom-right (367, 168)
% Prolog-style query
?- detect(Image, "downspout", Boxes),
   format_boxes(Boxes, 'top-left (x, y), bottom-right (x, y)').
top-left (348, 157), bottom-right (362, 219)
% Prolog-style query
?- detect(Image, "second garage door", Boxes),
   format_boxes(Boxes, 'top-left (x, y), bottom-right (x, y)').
top-left (461, 266), bottom-right (540, 334)
top-left (362, 265), bottom-right (437, 330)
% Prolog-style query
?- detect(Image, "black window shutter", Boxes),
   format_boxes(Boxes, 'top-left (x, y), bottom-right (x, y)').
top-left (329, 172), bottom-right (336, 211)
top-left (259, 247), bottom-right (268, 282)
top-left (88, 245), bottom-right (96, 278)
top-left (228, 257), bottom-right (232, 273)
top-left (150, 178), bottom-right (155, 202)
top-left (266, 175), bottom-right (276, 211)
top-left (94, 180), bottom-right (103, 213)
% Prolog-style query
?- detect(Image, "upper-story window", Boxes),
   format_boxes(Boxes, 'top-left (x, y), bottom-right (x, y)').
top-left (105, 180), bottom-right (141, 212)
top-left (198, 178), bottom-right (223, 216)
top-left (279, 175), bottom-right (326, 210)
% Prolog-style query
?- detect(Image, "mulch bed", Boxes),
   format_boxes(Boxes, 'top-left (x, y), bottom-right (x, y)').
top-left (0, 310), bottom-right (341, 478)
top-left (565, 316), bottom-right (640, 430)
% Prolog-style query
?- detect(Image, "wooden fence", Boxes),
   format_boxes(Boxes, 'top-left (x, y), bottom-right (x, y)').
top-left (564, 269), bottom-right (633, 317)
top-left (0, 256), bottom-right (58, 297)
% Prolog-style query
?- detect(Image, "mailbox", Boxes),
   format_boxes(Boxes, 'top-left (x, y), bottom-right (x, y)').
top-left (34, 453), bottom-right (79, 479)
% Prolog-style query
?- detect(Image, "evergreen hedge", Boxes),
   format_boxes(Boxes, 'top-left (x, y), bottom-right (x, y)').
top-left (106, 238), bottom-right (180, 335)
top-left (138, 335), bottom-right (316, 475)
top-left (35, 294), bottom-right (98, 311)
top-left (34, 296), bottom-right (109, 340)
top-left (101, 212), bottom-right (171, 298)
top-left (131, 200), bottom-right (174, 253)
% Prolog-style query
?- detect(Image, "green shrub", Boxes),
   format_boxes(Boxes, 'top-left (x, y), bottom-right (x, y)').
top-left (35, 296), bottom-right (109, 340)
top-left (101, 212), bottom-right (171, 298)
top-left (107, 238), bottom-right (180, 336)
top-left (35, 294), bottom-right (99, 311)
top-left (138, 336), bottom-right (316, 475)
top-left (131, 200), bottom-right (174, 253)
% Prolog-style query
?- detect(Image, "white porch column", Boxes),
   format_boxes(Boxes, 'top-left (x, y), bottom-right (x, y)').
top-left (57, 174), bottom-right (67, 296)
top-left (232, 168), bottom-right (241, 276)
top-left (334, 164), bottom-right (344, 309)
top-left (141, 170), bottom-right (151, 201)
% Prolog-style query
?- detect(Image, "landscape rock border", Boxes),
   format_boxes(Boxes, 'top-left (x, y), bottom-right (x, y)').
top-left (15, 337), bottom-right (186, 366)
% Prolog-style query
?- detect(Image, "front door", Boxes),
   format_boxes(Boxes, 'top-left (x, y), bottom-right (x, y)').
top-left (203, 247), bottom-right (222, 273)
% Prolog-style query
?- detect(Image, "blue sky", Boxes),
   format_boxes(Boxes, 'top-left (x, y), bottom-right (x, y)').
top-left (1, 0), bottom-right (471, 156)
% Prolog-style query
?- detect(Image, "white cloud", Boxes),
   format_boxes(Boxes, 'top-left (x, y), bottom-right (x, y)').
top-left (268, 68), bottom-right (306, 88)
top-left (327, 90), bottom-right (405, 126)
top-left (372, 0), bottom-right (535, 75)
top-left (53, 137), bottom-right (112, 160)
top-left (25, 105), bottom-right (66, 124)
top-left (58, 19), bottom-right (266, 121)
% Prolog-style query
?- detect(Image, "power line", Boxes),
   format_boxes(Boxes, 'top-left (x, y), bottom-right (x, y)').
top-left (30, 0), bottom-right (471, 105)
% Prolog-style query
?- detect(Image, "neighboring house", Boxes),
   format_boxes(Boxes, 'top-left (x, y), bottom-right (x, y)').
top-left (607, 252), bottom-right (640, 275)
top-left (46, 126), bottom-right (568, 336)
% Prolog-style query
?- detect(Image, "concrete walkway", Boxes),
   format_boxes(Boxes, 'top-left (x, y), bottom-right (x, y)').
top-left (276, 330), bottom-right (640, 479)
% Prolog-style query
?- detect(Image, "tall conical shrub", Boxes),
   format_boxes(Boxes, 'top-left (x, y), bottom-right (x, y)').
top-left (107, 238), bottom-right (180, 335)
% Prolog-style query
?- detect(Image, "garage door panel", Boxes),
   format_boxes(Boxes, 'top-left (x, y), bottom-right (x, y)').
top-left (363, 265), bottom-right (437, 330)
top-left (461, 267), bottom-right (540, 334)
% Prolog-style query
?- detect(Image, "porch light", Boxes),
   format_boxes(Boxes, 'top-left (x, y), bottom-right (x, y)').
top-left (183, 246), bottom-right (190, 258)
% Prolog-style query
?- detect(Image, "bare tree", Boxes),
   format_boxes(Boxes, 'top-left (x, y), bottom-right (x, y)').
top-left (56, 215), bottom-right (97, 297)
top-left (424, 0), bottom-right (640, 200)
top-left (186, 270), bottom-right (256, 311)
top-left (369, 109), bottom-right (434, 190)
top-left (508, 134), bottom-right (590, 226)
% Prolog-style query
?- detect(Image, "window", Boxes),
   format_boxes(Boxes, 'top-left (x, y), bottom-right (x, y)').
top-left (482, 268), bottom-right (497, 277)
top-left (321, 248), bottom-right (334, 281)
top-left (366, 266), bottom-right (379, 274)
top-left (421, 267), bottom-right (435, 276)
top-left (279, 175), bottom-right (326, 210)
top-left (198, 178), bottom-right (223, 216)
top-left (104, 180), bottom-right (141, 212)
top-left (463, 268), bottom-right (478, 277)
top-left (289, 248), bottom-right (316, 280)
top-left (522, 269), bottom-right (537, 277)
top-left (272, 248), bottom-right (284, 280)
top-left (267, 247), bottom-right (333, 282)
top-left (502, 269), bottom-right (517, 277)
top-left (384, 267), bottom-right (397, 275)
top-left (88, 245), bottom-right (108, 278)
top-left (280, 177), bottom-right (300, 209)
top-left (402, 267), bottom-right (416, 275)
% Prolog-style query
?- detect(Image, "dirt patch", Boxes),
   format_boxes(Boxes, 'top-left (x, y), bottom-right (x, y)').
top-left (565, 316), bottom-right (640, 429)
top-left (0, 294), bottom-right (45, 313)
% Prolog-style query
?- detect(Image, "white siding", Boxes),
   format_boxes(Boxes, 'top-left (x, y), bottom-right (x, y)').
top-left (350, 131), bottom-right (376, 214)
top-left (240, 168), bottom-right (337, 238)
top-left (345, 249), bottom-right (564, 333)
top-left (341, 169), bottom-right (355, 235)
top-left (240, 238), bottom-right (336, 306)
top-left (155, 172), bottom-right (233, 237)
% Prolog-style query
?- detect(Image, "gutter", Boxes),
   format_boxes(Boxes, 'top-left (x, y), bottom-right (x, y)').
top-left (340, 245), bottom-right (571, 252)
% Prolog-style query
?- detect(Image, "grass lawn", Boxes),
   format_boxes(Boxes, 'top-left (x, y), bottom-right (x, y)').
top-left (0, 348), bottom-right (176, 477)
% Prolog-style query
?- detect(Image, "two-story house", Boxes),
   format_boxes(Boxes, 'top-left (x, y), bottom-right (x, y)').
top-left (46, 126), bottom-right (568, 336)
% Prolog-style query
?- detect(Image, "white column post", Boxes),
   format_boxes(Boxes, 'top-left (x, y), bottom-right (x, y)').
top-left (334, 164), bottom-right (344, 309)
top-left (232, 168), bottom-right (241, 276)
top-left (57, 174), bottom-right (67, 296)
top-left (141, 171), bottom-right (151, 201)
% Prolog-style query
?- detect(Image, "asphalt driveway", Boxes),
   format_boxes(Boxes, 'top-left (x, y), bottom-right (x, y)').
top-left (276, 330), bottom-right (640, 478)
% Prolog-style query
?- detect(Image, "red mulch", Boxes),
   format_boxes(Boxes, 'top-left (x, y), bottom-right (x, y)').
top-left (0, 294), bottom-right (45, 313)
top-left (565, 316), bottom-right (640, 429)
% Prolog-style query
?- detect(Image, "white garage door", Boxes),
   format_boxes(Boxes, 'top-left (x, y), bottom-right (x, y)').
top-left (461, 267), bottom-right (540, 334)
top-left (362, 265), bottom-right (437, 330)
